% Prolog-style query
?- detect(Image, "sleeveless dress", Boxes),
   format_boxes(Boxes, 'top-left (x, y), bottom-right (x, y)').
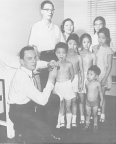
top-left (95, 46), bottom-right (113, 89)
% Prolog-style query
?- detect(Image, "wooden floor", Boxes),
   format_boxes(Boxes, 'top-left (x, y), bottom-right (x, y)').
top-left (0, 95), bottom-right (116, 144)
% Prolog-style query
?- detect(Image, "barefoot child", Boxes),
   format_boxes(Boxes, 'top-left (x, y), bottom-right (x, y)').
top-left (83, 65), bottom-right (103, 132)
top-left (79, 33), bottom-right (96, 123)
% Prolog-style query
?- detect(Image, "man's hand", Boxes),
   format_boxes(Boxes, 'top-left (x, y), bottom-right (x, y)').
top-left (48, 67), bottom-right (57, 84)
top-left (48, 60), bottom-right (57, 68)
top-left (48, 60), bottom-right (60, 71)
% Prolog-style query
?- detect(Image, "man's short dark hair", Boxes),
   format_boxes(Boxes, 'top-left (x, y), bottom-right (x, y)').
top-left (54, 42), bottom-right (68, 53)
top-left (88, 65), bottom-right (101, 76)
top-left (20, 46), bottom-right (34, 59)
top-left (41, 0), bottom-right (54, 9)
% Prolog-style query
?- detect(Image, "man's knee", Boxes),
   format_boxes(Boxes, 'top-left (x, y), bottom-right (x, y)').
top-left (46, 93), bottom-right (60, 108)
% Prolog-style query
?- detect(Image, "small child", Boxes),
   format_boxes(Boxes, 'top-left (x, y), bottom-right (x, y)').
top-left (83, 65), bottom-right (103, 132)
top-left (66, 33), bottom-right (84, 127)
top-left (79, 33), bottom-right (96, 123)
top-left (54, 42), bottom-right (76, 129)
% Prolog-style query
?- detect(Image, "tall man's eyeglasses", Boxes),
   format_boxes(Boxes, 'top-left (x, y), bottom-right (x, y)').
top-left (42, 9), bottom-right (55, 12)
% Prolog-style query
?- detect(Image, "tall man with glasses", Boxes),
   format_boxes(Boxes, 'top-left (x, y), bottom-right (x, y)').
top-left (28, 0), bottom-right (64, 131)
top-left (29, 0), bottom-right (64, 89)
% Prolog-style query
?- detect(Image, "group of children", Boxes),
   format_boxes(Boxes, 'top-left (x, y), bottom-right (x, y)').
top-left (50, 16), bottom-right (113, 133)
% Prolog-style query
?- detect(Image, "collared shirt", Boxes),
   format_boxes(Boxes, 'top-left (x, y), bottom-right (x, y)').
top-left (28, 20), bottom-right (65, 52)
top-left (8, 66), bottom-right (54, 105)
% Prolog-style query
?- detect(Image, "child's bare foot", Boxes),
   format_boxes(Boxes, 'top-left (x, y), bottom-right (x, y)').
top-left (94, 125), bottom-right (98, 132)
top-left (83, 124), bottom-right (89, 130)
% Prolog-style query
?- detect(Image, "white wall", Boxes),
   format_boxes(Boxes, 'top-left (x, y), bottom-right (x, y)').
top-left (64, 0), bottom-right (88, 36)
top-left (0, 0), bottom-right (64, 56)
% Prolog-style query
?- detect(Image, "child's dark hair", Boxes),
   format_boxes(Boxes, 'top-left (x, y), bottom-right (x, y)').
top-left (67, 33), bottom-right (80, 55)
top-left (88, 65), bottom-right (101, 76)
top-left (54, 42), bottom-right (68, 53)
top-left (93, 16), bottom-right (106, 34)
top-left (80, 33), bottom-right (92, 49)
top-left (98, 27), bottom-right (111, 47)
top-left (61, 18), bottom-right (74, 33)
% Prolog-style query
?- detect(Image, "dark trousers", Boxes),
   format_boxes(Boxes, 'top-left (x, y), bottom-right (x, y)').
top-left (39, 50), bottom-right (58, 90)
top-left (9, 101), bottom-right (53, 139)
top-left (38, 50), bottom-right (60, 127)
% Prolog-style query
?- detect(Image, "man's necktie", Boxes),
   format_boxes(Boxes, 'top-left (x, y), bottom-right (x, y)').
top-left (32, 72), bottom-right (38, 89)
top-left (32, 72), bottom-right (41, 91)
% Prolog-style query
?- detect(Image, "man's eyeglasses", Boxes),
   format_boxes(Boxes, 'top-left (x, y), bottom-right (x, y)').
top-left (42, 9), bottom-right (55, 12)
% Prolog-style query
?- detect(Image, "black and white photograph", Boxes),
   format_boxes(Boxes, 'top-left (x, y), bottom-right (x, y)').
top-left (0, 0), bottom-right (116, 143)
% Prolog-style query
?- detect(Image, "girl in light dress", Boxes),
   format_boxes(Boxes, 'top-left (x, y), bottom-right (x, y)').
top-left (79, 33), bottom-right (96, 123)
top-left (92, 27), bottom-right (113, 122)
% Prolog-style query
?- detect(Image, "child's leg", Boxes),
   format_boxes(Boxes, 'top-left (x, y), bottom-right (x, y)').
top-left (93, 105), bottom-right (98, 132)
top-left (60, 99), bottom-right (65, 127)
top-left (83, 105), bottom-right (91, 130)
top-left (56, 99), bottom-right (65, 128)
top-left (79, 93), bottom-right (85, 123)
top-left (65, 99), bottom-right (72, 129)
top-left (100, 86), bottom-right (106, 122)
top-left (72, 94), bottom-right (78, 126)
top-left (93, 105), bottom-right (98, 126)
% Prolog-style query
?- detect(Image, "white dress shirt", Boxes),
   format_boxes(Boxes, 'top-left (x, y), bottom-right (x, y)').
top-left (29, 20), bottom-right (65, 52)
top-left (8, 66), bottom-right (54, 105)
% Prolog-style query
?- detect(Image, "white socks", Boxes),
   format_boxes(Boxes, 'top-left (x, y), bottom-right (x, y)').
top-left (66, 113), bottom-right (72, 129)
top-left (56, 115), bottom-right (65, 128)
top-left (56, 113), bottom-right (62, 128)
top-left (72, 115), bottom-right (77, 124)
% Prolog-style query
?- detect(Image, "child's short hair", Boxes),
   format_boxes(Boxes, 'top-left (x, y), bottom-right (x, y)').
top-left (88, 65), bottom-right (101, 76)
top-left (54, 42), bottom-right (68, 53)
top-left (98, 27), bottom-right (111, 46)
top-left (80, 33), bottom-right (92, 47)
